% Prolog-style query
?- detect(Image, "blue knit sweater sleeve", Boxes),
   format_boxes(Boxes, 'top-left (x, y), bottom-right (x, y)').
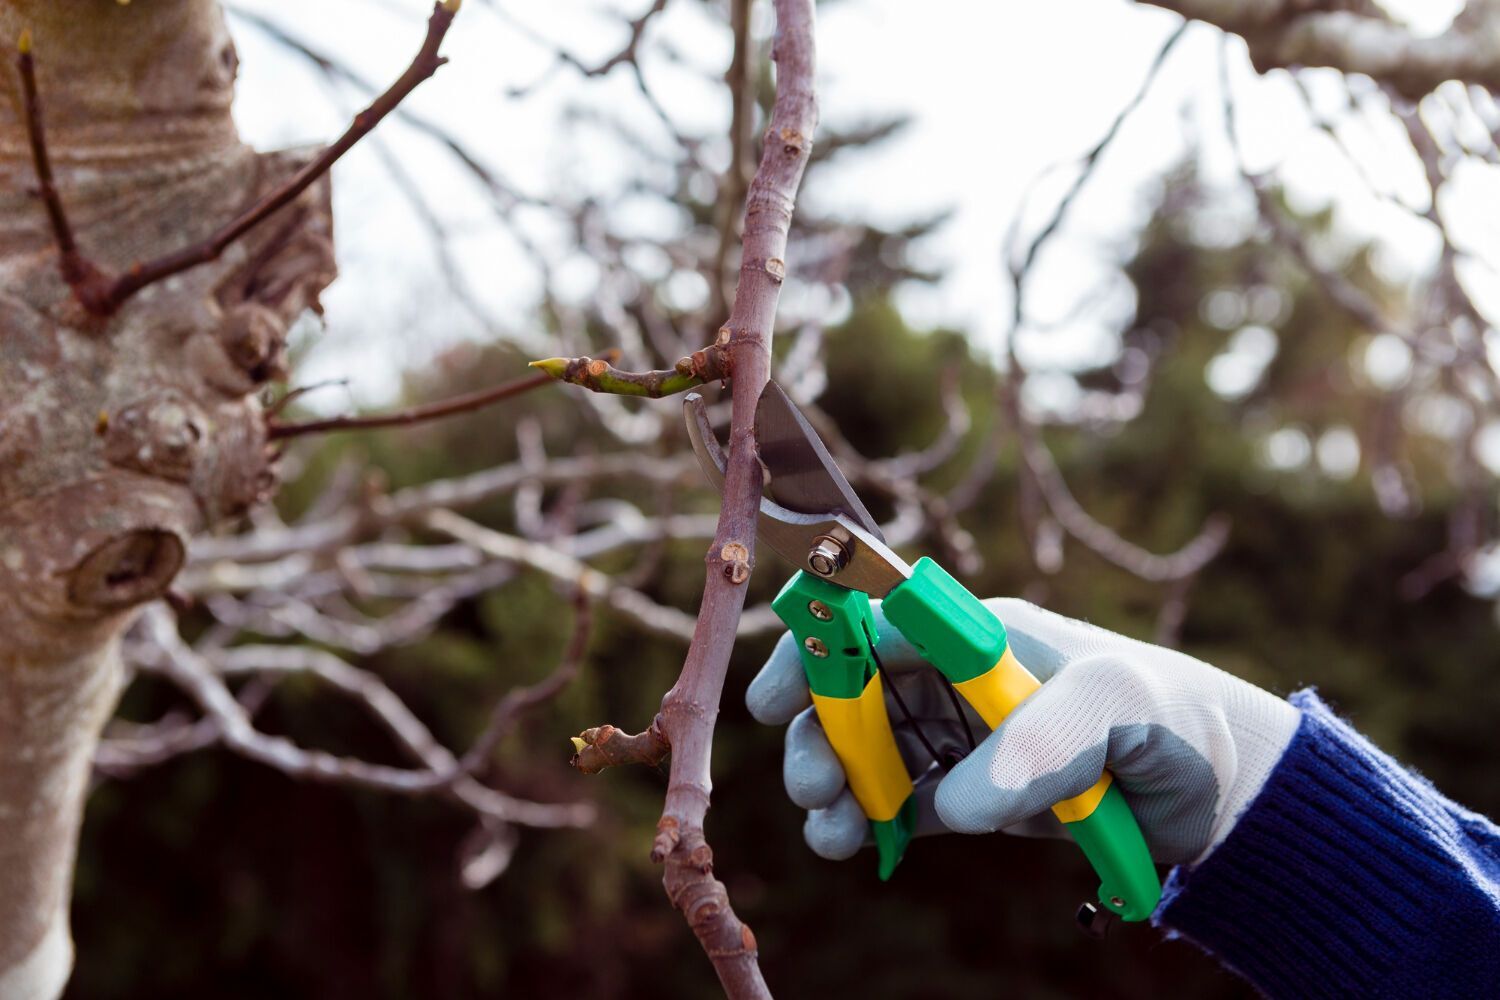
top-left (1153, 690), bottom-right (1500, 999)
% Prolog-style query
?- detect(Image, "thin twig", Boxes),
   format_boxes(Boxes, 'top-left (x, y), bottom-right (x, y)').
top-left (457, 589), bottom-right (593, 774)
top-left (530, 342), bottom-right (728, 397)
top-left (711, 0), bottom-right (756, 321)
top-left (265, 378), bottom-right (351, 419)
top-left (268, 367), bottom-right (554, 440)
top-left (1005, 21), bottom-right (1188, 324)
top-left (15, 29), bottom-right (110, 306)
top-left (489, 0), bottom-right (671, 97)
top-left (24, 2), bottom-right (460, 316)
top-left (998, 22), bottom-right (1227, 588)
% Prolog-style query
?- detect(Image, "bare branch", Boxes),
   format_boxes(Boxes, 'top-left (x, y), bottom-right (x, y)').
top-left (997, 23), bottom-right (1230, 588)
top-left (14, 29), bottom-right (110, 308)
top-left (268, 368), bottom-right (554, 440)
top-left (423, 508), bottom-right (702, 640)
top-left (712, 0), bottom-right (757, 320)
top-left (456, 589), bottom-right (593, 775)
top-left (188, 452), bottom-right (699, 566)
top-left (572, 3), bottom-right (818, 993)
top-left (533, 0), bottom-right (818, 989)
top-left (871, 367), bottom-right (972, 479)
top-left (133, 606), bottom-right (593, 832)
top-left (1013, 400), bottom-right (1231, 581)
top-left (1006, 21), bottom-right (1188, 320)
top-left (491, 0), bottom-right (671, 97)
top-left (25, 2), bottom-right (460, 316)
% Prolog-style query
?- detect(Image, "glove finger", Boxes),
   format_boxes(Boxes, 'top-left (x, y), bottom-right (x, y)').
top-left (915, 760), bottom-right (1063, 840)
top-left (783, 708), bottom-right (846, 810)
top-left (746, 630), bottom-right (812, 725)
top-left (934, 658), bottom-right (1123, 834)
top-left (999, 812), bottom-right (1067, 840)
top-left (983, 599), bottom-right (1121, 682)
top-left (803, 788), bottom-right (867, 861)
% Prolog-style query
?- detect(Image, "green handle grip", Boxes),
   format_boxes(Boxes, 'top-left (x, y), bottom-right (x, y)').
top-left (883, 558), bottom-right (1162, 921)
top-left (771, 572), bottom-right (917, 880)
top-left (1067, 783), bottom-right (1162, 921)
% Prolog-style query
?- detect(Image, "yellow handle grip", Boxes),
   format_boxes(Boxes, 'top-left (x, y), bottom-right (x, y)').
top-left (951, 647), bottom-right (1112, 823)
top-left (810, 671), bottom-right (915, 823)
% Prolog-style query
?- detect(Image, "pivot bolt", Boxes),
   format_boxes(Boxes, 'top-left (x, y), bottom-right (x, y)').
top-left (803, 637), bottom-right (829, 658)
top-left (807, 600), bottom-right (833, 621)
top-left (807, 535), bottom-right (849, 578)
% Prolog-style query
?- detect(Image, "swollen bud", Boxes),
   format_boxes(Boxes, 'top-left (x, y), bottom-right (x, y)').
top-left (17, 28), bottom-right (31, 55)
top-left (528, 358), bottom-right (569, 379)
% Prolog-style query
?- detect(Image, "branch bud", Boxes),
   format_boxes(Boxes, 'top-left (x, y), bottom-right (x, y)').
top-left (528, 357), bottom-right (569, 379)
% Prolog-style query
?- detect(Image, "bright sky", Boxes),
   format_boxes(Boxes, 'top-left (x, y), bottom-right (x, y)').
top-left (225, 0), bottom-right (1499, 409)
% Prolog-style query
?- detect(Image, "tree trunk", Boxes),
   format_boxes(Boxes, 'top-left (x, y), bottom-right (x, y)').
top-left (0, 1), bottom-right (333, 992)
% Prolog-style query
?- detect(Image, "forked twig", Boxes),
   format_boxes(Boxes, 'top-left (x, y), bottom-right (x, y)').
top-left (15, 29), bottom-right (108, 303)
top-left (17, 2), bottom-right (461, 316)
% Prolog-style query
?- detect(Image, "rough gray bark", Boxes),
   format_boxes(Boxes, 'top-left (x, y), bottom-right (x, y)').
top-left (0, 1), bottom-right (333, 992)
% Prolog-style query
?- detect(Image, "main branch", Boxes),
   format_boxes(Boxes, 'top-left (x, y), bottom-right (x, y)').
top-left (567, 2), bottom-right (816, 995)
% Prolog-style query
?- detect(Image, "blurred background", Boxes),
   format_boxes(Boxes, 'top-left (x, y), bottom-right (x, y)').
top-left (71, 0), bottom-right (1500, 997)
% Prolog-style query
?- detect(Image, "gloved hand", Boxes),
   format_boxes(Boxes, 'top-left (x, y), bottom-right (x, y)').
top-left (747, 598), bottom-right (1301, 866)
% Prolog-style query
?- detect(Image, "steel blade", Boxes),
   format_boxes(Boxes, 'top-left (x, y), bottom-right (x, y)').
top-left (755, 381), bottom-right (883, 541)
top-left (682, 392), bottom-right (909, 596)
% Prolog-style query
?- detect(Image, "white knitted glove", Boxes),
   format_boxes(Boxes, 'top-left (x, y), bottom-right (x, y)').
top-left (747, 598), bottom-right (1301, 866)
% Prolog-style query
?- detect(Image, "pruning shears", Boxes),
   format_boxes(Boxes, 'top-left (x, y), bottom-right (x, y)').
top-left (685, 382), bottom-right (1161, 927)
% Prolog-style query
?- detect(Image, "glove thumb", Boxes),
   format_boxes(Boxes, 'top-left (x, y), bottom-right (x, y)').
top-left (933, 658), bottom-right (1119, 834)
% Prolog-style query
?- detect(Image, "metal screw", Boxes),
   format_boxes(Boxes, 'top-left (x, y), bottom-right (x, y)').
top-left (803, 637), bottom-right (829, 658)
top-left (807, 535), bottom-right (849, 578)
top-left (807, 600), bottom-right (833, 622)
